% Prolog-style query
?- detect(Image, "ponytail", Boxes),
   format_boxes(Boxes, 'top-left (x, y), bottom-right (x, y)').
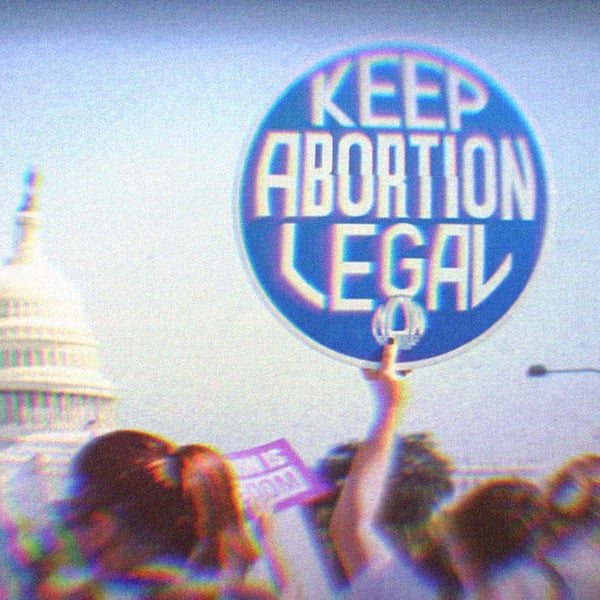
top-left (176, 445), bottom-right (259, 574)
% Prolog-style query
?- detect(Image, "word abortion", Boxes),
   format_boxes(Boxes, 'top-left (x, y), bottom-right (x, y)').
top-left (255, 131), bottom-right (535, 222)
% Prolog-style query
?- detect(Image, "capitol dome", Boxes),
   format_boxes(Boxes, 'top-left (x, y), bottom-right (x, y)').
top-left (0, 172), bottom-right (115, 431)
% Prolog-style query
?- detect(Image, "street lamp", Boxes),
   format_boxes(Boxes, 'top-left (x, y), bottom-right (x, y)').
top-left (527, 364), bottom-right (600, 377)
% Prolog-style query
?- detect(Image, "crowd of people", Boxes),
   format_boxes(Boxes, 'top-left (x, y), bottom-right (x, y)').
top-left (0, 340), bottom-right (598, 598)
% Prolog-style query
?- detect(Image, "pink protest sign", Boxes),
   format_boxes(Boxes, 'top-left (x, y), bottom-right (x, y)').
top-left (228, 438), bottom-right (331, 512)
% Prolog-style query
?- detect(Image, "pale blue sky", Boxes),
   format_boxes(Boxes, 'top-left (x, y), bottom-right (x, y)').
top-left (0, 1), bottom-right (598, 478)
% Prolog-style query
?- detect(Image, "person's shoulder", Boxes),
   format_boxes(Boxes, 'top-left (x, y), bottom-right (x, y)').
top-left (486, 559), bottom-right (559, 600)
top-left (340, 554), bottom-right (438, 600)
top-left (543, 531), bottom-right (600, 600)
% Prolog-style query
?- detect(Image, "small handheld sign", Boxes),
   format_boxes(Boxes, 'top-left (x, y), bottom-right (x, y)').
top-left (228, 439), bottom-right (331, 513)
top-left (237, 42), bottom-right (551, 368)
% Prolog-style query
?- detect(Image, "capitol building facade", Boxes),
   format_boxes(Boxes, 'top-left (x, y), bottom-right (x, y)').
top-left (0, 173), bottom-right (116, 516)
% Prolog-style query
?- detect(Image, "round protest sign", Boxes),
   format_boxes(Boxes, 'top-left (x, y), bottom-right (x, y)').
top-left (237, 42), bottom-right (551, 368)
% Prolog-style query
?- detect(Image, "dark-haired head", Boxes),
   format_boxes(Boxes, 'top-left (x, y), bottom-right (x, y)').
top-left (61, 430), bottom-right (257, 577)
top-left (446, 478), bottom-right (545, 581)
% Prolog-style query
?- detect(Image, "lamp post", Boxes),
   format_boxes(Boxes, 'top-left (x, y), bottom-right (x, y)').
top-left (526, 364), bottom-right (600, 450)
top-left (527, 364), bottom-right (600, 377)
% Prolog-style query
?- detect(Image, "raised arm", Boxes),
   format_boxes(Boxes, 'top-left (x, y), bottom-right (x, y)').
top-left (329, 340), bottom-right (410, 581)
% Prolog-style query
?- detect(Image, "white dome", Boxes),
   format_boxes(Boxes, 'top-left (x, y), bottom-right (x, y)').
top-left (0, 192), bottom-right (115, 429)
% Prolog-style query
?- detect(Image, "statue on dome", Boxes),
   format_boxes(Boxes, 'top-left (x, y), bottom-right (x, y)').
top-left (19, 168), bottom-right (41, 212)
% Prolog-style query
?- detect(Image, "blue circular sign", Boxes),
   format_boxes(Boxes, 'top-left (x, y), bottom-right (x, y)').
top-left (237, 43), bottom-right (551, 368)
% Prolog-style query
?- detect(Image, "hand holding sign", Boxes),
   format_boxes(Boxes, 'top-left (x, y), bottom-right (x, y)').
top-left (363, 339), bottom-right (411, 416)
